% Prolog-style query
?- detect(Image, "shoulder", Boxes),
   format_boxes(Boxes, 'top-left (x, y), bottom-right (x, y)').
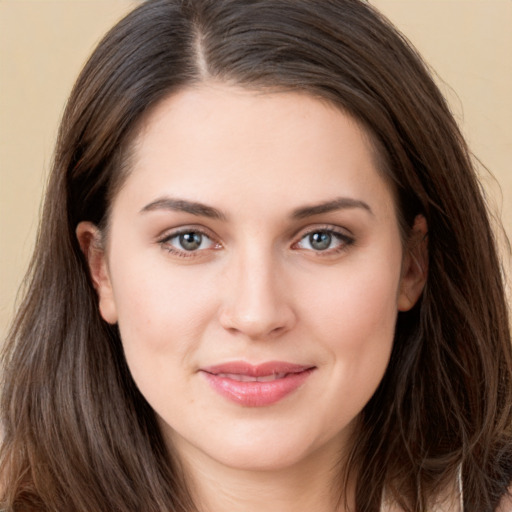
top-left (381, 494), bottom-right (461, 512)
top-left (497, 488), bottom-right (512, 512)
top-left (381, 481), bottom-right (512, 511)
top-left (380, 478), bottom-right (462, 512)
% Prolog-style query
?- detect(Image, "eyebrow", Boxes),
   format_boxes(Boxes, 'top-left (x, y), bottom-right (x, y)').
top-left (291, 197), bottom-right (373, 219)
top-left (140, 197), bottom-right (227, 221)
top-left (139, 195), bottom-right (373, 221)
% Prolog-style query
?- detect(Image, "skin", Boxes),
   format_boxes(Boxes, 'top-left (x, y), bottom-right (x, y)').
top-left (78, 84), bottom-right (427, 512)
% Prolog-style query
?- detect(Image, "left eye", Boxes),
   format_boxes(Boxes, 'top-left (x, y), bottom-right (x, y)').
top-left (296, 230), bottom-right (351, 252)
top-left (165, 231), bottom-right (216, 252)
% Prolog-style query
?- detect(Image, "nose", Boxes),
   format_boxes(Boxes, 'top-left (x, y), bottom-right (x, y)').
top-left (219, 248), bottom-right (297, 340)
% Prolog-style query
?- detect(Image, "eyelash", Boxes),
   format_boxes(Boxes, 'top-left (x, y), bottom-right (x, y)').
top-left (157, 226), bottom-right (355, 258)
top-left (158, 228), bottom-right (221, 258)
top-left (293, 226), bottom-right (355, 255)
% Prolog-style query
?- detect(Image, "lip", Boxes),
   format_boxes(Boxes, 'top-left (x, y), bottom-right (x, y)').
top-left (200, 361), bottom-right (315, 407)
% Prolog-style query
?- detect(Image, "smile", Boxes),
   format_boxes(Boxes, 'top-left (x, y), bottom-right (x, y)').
top-left (200, 361), bottom-right (315, 407)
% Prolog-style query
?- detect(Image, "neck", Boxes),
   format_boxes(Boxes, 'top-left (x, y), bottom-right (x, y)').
top-left (174, 438), bottom-right (354, 512)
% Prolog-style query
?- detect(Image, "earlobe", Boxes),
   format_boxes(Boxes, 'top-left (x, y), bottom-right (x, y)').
top-left (397, 214), bottom-right (428, 312)
top-left (76, 222), bottom-right (118, 324)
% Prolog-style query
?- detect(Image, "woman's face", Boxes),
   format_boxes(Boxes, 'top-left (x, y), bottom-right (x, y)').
top-left (80, 84), bottom-right (425, 473)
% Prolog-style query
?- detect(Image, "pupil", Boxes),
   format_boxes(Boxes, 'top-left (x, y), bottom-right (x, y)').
top-left (180, 232), bottom-right (202, 251)
top-left (310, 232), bottom-right (331, 251)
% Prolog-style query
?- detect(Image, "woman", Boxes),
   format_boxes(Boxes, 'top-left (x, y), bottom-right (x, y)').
top-left (1, 0), bottom-right (511, 511)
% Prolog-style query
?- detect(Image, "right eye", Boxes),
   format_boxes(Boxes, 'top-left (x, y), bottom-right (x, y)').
top-left (159, 229), bottom-right (220, 257)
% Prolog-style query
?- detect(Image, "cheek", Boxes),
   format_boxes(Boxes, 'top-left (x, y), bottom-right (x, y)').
top-left (313, 281), bottom-right (397, 421)
top-left (109, 266), bottom-right (222, 423)
top-left (108, 255), bottom-right (220, 377)
top-left (305, 251), bottom-right (401, 399)
top-left (310, 258), bottom-right (400, 348)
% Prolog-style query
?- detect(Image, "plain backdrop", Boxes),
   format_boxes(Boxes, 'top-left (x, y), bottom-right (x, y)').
top-left (1, 0), bottom-right (511, 340)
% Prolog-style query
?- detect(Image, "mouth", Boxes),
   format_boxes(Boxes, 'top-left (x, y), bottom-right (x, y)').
top-left (213, 372), bottom-right (291, 382)
top-left (199, 361), bottom-right (315, 407)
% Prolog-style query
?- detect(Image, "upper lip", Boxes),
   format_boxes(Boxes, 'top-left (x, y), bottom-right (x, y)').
top-left (200, 361), bottom-right (314, 377)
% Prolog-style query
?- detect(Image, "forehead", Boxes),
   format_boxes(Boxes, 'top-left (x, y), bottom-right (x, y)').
top-left (113, 83), bottom-right (395, 219)
top-left (135, 84), bottom-right (375, 161)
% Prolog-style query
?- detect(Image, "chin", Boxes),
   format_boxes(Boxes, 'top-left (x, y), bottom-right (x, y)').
top-left (208, 442), bottom-right (317, 472)
top-left (165, 415), bottom-right (351, 475)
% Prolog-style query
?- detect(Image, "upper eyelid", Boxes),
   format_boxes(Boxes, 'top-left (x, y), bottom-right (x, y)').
top-left (293, 224), bottom-right (354, 240)
top-left (157, 228), bottom-right (220, 257)
top-left (157, 225), bottom-right (218, 242)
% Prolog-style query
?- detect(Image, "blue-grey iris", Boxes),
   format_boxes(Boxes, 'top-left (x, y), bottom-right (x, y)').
top-left (180, 232), bottom-right (202, 251)
top-left (309, 232), bottom-right (331, 251)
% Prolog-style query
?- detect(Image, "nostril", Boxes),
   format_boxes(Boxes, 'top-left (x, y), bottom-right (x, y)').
top-left (218, 305), bottom-right (296, 340)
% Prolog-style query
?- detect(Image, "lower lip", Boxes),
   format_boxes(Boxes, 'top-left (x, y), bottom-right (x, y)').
top-left (201, 369), bottom-right (314, 407)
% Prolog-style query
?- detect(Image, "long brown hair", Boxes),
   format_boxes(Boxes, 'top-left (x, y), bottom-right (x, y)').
top-left (1, 1), bottom-right (511, 510)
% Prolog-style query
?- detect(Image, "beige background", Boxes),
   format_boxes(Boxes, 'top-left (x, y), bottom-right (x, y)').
top-left (1, 0), bottom-right (511, 340)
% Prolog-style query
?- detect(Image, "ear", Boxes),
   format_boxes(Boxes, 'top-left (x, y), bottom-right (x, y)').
top-left (76, 221), bottom-right (118, 324)
top-left (397, 214), bottom-right (428, 312)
